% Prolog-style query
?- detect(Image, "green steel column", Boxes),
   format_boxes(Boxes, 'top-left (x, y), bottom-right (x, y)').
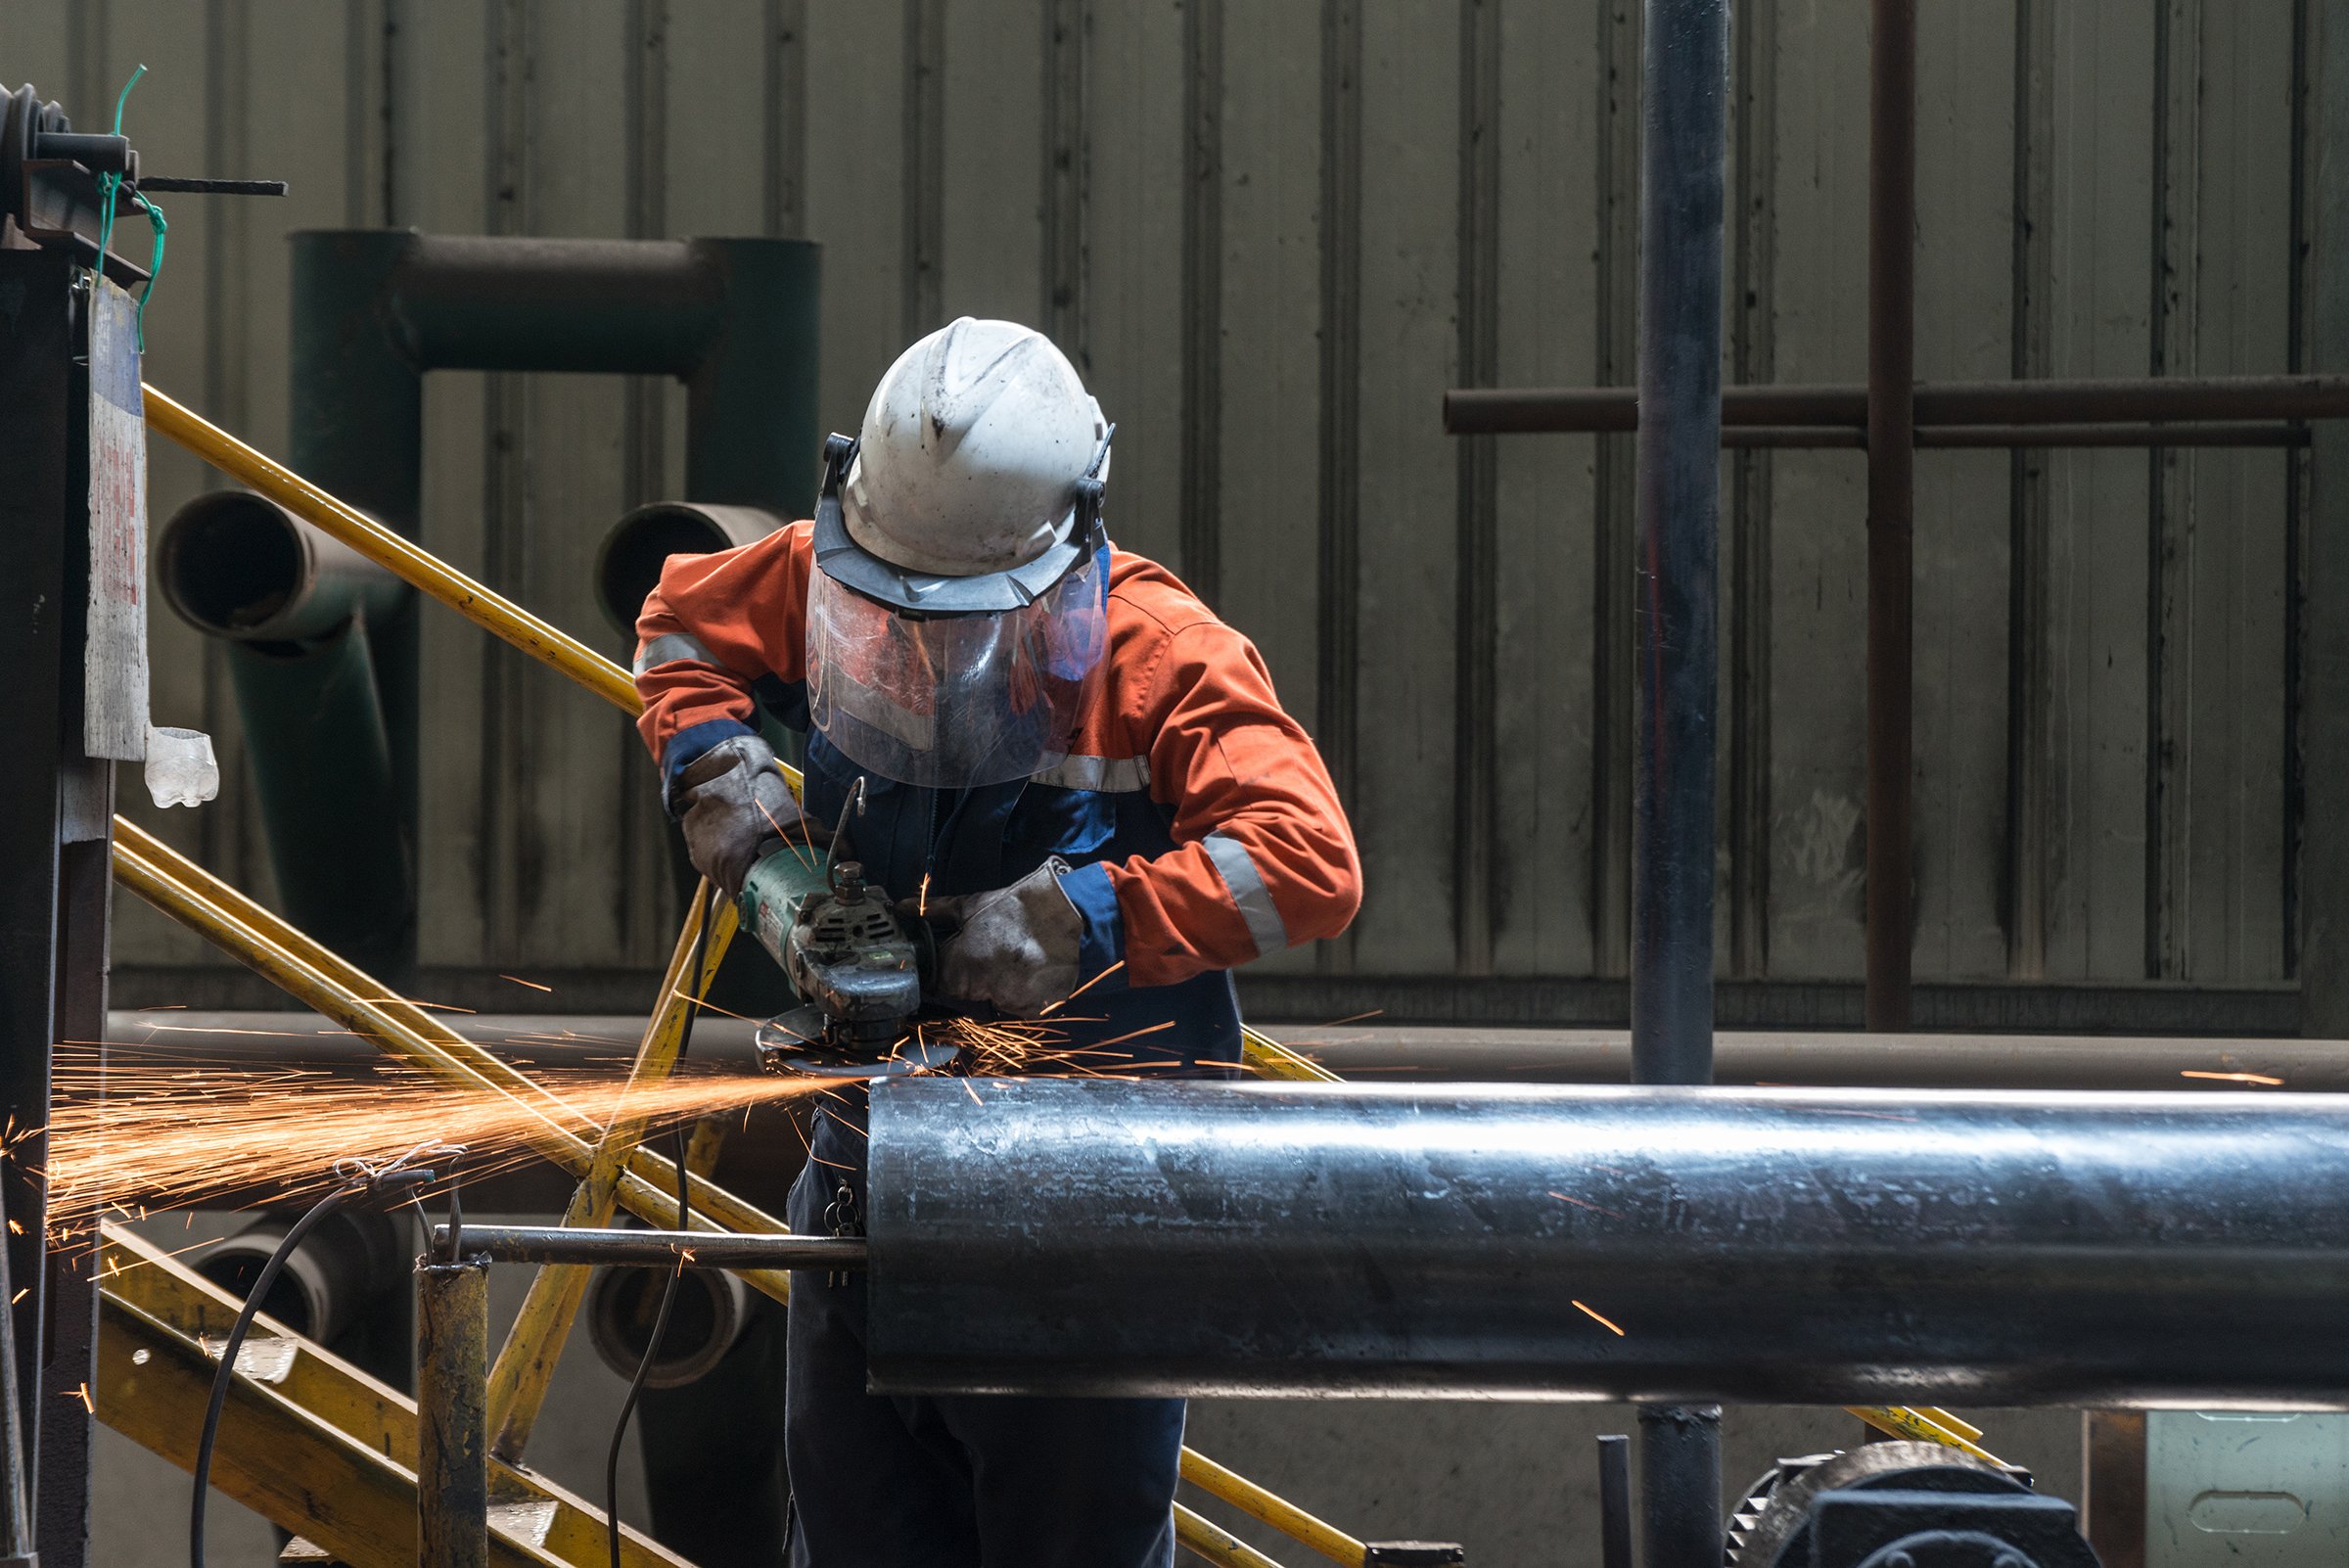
top-left (286, 230), bottom-right (424, 981)
top-left (683, 239), bottom-right (821, 508)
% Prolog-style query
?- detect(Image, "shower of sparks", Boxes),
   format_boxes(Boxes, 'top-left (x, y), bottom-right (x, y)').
top-left (30, 1042), bottom-right (847, 1229)
top-left (1572, 1300), bottom-right (1626, 1337)
top-left (2179, 1069), bottom-right (2284, 1086)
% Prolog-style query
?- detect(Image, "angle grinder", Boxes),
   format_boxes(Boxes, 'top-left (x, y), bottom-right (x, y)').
top-left (733, 779), bottom-right (959, 1076)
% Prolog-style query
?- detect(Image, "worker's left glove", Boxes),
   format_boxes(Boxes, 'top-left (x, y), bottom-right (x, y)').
top-left (924, 858), bottom-right (1083, 1019)
top-left (676, 734), bottom-right (810, 900)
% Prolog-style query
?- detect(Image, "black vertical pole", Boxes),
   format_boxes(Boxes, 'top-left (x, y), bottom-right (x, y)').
top-left (1632, 0), bottom-right (1727, 1086)
top-left (1865, 0), bottom-right (1917, 1032)
top-left (1597, 1434), bottom-right (1635, 1568)
top-left (1631, 1), bottom-right (1728, 1566)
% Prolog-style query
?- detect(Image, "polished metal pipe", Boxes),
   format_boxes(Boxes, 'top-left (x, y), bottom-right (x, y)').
top-left (864, 1078), bottom-right (2349, 1407)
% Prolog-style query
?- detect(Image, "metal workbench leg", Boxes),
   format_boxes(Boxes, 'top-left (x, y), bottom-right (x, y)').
top-left (417, 1256), bottom-right (490, 1568)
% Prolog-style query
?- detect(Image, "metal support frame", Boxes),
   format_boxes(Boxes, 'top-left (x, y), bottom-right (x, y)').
top-left (417, 1258), bottom-right (491, 1568)
top-left (0, 247), bottom-right (116, 1568)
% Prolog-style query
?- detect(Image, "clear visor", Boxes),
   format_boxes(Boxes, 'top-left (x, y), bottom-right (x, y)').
top-left (806, 549), bottom-right (1110, 789)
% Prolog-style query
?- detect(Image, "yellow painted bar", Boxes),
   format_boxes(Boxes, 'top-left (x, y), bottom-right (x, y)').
top-left (485, 890), bottom-right (743, 1461)
top-left (142, 385), bottom-right (646, 718)
top-left (109, 829), bottom-right (797, 1302)
top-left (1849, 1405), bottom-right (2005, 1466)
top-left (98, 1226), bottom-right (692, 1568)
top-left (1175, 1503), bottom-right (1291, 1568)
top-left (1177, 1450), bottom-right (1361, 1565)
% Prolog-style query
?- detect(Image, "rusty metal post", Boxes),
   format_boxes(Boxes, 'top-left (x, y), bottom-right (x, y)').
top-left (416, 1256), bottom-right (489, 1568)
top-left (1865, 0), bottom-right (1918, 1032)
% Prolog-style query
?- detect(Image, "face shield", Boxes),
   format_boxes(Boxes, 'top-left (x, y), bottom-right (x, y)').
top-left (805, 435), bottom-right (1112, 789)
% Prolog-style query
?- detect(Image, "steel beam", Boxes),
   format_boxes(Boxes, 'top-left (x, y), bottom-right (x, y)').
top-left (864, 1078), bottom-right (2349, 1406)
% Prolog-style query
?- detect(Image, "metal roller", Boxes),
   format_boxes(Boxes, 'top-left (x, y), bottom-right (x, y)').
top-left (863, 1078), bottom-right (2349, 1406)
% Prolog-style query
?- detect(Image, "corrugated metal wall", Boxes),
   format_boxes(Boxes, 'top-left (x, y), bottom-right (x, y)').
top-left (1, 1), bottom-right (2319, 1021)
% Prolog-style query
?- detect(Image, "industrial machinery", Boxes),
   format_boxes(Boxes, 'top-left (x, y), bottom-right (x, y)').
top-left (1727, 1446), bottom-right (2097, 1568)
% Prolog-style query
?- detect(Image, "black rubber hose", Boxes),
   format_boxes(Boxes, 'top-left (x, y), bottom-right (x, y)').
top-left (607, 886), bottom-right (716, 1568)
top-left (190, 1170), bottom-right (426, 1568)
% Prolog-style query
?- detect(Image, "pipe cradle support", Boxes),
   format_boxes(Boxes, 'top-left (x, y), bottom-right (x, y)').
top-left (863, 1078), bottom-right (2349, 1407)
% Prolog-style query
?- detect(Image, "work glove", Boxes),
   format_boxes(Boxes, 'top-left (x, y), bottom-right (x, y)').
top-left (925, 858), bottom-right (1083, 1019)
top-left (676, 734), bottom-right (812, 900)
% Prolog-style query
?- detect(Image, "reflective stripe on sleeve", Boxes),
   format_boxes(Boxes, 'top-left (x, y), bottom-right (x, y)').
top-left (632, 632), bottom-right (717, 676)
top-left (1029, 754), bottom-right (1152, 792)
top-left (1200, 833), bottom-right (1289, 959)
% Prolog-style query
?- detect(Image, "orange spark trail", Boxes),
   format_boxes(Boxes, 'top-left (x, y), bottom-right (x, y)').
top-left (2180, 1069), bottom-right (2284, 1086)
top-left (1572, 1300), bottom-right (1626, 1337)
top-left (33, 1045), bottom-right (845, 1226)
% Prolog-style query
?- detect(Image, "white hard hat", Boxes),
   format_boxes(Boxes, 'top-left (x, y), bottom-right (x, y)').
top-left (841, 317), bottom-right (1109, 579)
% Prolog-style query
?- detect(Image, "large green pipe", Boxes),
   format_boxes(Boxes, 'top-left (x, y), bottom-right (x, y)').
top-left (156, 492), bottom-right (414, 975)
top-left (253, 230), bottom-right (820, 983)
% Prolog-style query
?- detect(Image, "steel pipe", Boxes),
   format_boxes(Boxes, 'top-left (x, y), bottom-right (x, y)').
top-left (594, 502), bottom-right (786, 633)
top-left (1441, 373), bottom-right (2349, 435)
top-left (157, 490), bottom-right (408, 643)
top-left (864, 1078), bottom-right (2349, 1406)
top-left (433, 1224), bottom-right (864, 1271)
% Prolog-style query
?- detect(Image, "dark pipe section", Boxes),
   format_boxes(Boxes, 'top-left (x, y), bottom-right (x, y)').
top-left (595, 503), bottom-right (788, 634)
top-left (1630, 0), bottom-right (1727, 1087)
top-left (1865, 0), bottom-right (1918, 1032)
top-left (1599, 1435), bottom-right (1635, 1568)
top-left (195, 1209), bottom-right (407, 1347)
top-left (586, 1263), bottom-right (754, 1388)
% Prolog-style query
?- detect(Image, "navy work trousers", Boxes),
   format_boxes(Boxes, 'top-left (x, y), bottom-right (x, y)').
top-left (784, 1107), bottom-right (1184, 1568)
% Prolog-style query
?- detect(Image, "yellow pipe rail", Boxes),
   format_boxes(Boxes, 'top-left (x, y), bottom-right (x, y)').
top-left (485, 889), bottom-right (742, 1460)
top-left (139, 385), bottom-right (1992, 1552)
top-left (1175, 1505), bottom-right (1290, 1568)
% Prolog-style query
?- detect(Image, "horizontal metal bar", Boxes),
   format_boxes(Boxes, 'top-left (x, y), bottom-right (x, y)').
top-left (94, 1012), bottom-right (2349, 1095)
top-left (1724, 423), bottom-right (2309, 449)
top-left (1443, 374), bottom-right (2349, 434)
top-left (437, 1225), bottom-right (866, 1271)
top-left (865, 1078), bottom-right (2349, 1405)
top-left (385, 235), bottom-right (724, 376)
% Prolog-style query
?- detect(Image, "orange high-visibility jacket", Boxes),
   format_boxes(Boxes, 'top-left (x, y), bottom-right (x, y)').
top-left (634, 523), bottom-right (1359, 1011)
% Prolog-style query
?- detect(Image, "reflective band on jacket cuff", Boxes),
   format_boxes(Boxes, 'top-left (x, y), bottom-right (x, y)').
top-left (632, 632), bottom-right (716, 675)
top-left (1200, 833), bottom-right (1289, 959)
top-left (1029, 754), bottom-right (1152, 793)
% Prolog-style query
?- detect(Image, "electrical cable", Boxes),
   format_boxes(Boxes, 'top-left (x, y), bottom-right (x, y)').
top-left (606, 885), bottom-right (717, 1568)
top-left (190, 1161), bottom-right (433, 1568)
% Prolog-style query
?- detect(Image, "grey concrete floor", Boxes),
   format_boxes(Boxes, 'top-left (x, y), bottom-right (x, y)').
top-left (94, 1208), bottom-right (2087, 1568)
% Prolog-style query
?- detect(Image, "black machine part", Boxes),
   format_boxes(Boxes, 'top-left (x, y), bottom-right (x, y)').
top-left (1727, 1445), bottom-right (2091, 1568)
top-left (3, 79), bottom-right (284, 283)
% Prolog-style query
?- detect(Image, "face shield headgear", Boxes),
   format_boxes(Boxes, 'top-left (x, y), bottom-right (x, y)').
top-left (805, 431), bottom-right (1113, 789)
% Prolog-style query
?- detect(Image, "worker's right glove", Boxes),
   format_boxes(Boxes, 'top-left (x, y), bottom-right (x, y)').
top-left (676, 734), bottom-right (811, 900)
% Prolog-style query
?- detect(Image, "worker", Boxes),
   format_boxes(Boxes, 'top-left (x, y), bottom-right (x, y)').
top-left (631, 317), bottom-right (1360, 1568)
